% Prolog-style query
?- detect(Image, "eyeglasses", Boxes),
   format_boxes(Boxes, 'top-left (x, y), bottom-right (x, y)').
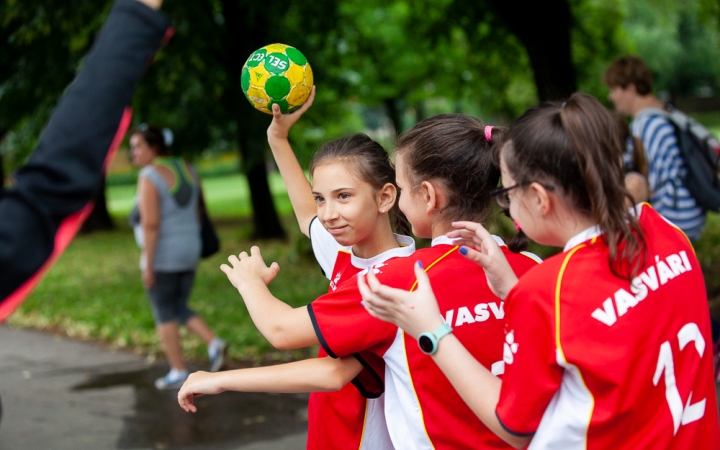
top-left (490, 182), bottom-right (555, 209)
top-left (490, 184), bottom-right (521, 209)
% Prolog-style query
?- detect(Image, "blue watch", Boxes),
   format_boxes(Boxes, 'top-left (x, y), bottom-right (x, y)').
top-left (417, 323), bottom-right (453, 355)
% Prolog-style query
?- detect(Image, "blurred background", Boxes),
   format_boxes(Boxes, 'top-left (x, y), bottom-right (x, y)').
top-left (2, 0), bottom-right (720, 363)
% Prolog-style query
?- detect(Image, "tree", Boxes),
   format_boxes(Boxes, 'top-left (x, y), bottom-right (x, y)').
top-left (0, 0), bottom-right (115, 230)
top-left (130, 0), bottom-right (340, 239)
top-left (623, 0), bottom-right (720, 98)
top-left (446, 0), bottom-right (576, 102)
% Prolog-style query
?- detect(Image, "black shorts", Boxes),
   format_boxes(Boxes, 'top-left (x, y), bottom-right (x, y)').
top-left (145, 271), bottom-right (197, 325)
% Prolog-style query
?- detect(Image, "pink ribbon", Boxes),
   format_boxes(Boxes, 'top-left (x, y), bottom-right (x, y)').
top-left (485, 126), bottom-right (494, 142)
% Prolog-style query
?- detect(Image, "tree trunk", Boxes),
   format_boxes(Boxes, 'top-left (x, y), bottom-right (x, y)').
top-left (384, 98), bottom-right (404, 136)
top-left (79, 175), bottom-right (115, 234)
top-left (414, 101), bottom-right (427, 124)
top-left (487, 0), bottom-right (576, 101)
top-left (221, 0), bottom-right (285, 240)
top-left (237, 115), bottom-right (286, 240)
top-left (0, 128), bottom-right (6, 186)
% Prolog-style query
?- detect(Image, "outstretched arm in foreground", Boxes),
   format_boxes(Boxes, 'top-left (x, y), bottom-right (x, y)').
top-left (221, 246), bottom-right (318, 350)
top-left (0, 0), bottom-right (170, 318)
top-left (266, 87), bottom-right (317, 236)
top-left (358, 264), bottom-right (530, 450)
top-left (178, 355), bottom-right (362, 413)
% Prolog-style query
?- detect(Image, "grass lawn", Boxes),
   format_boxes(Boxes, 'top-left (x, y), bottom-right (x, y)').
top-left (108, 172), bottom-right (294, 219)
top-left (9, 176), bottom-right (326, 364)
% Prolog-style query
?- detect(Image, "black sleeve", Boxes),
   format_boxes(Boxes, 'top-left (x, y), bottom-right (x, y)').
top-left (0, 0), bottom-right (171, 317)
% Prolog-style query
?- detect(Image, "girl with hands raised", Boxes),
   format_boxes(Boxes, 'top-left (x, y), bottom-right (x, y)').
top-left (181, 87), bottom-right (414, 450)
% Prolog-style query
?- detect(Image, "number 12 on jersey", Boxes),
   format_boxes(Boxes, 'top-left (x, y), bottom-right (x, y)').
top-left (653, 322), bottom-right (706, 435)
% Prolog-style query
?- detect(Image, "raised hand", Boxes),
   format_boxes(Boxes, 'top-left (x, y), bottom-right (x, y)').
top-left (448, 221), bottom-right (519, 300)
top-left (267, 86), bottom-right (316, 141)
top-left (220, 246), bottom-right (280, 289)
top-left (358, 262), bottom-right (445, 339)
top-left (177, 371), bottom-right (223, 413)
top-left (136, 0), bottom-right (162, 10)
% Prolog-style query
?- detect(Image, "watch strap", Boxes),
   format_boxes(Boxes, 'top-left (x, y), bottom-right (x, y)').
top-left (433, 322), bottom-right (453, 341)
top-left (418, 322), bottom-right (453, 355)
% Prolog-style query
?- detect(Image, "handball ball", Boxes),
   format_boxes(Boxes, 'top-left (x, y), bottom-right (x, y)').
top-left (241, 43), bottom-right (313, 114)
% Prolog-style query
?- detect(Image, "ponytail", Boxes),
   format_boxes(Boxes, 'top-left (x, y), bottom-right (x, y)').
top-left (396, 114), bottom-right (501, 226)
top-left (503, 93), bottom-right (646, 279)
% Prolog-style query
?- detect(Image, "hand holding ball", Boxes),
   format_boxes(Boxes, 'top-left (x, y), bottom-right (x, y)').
top-left (241, 44), bottom-right (313, 114)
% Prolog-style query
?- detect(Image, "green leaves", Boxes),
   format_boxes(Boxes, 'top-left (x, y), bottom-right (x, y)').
top-left (622, 0), bottom-right (720, 97)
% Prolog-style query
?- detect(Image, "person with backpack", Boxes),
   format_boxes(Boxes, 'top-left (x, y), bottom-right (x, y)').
top-left (604, 55), bottom-right (720, 242)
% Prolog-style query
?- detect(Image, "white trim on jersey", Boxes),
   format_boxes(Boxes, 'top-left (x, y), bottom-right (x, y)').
top-left (309, 216), bottom-right (416, 281)
top-left (360, 396), bottom-right (395, 450)
top-left (528, 349), bottom-right (594, 450)
top-left (433, 233), bottom-right (506, 248)
top-left (563, 225), bottom-right (602, 252)
top-left (520, 251), bottom-right (544, 265)
top-left (436, 233), bottom-right (543, 265)
top-left (383, 328), bottom-right (433, 450)
top-left (352, 234), bottom-right (415, 270)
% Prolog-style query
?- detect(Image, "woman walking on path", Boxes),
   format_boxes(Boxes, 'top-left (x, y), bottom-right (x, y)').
top-left (130, 125), bottom-right (226, 390)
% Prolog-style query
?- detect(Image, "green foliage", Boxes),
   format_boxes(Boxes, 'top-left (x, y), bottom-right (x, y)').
top-left (621, 0), bottom-right (720, 96)
top-left (128, 0), bottom-right (340, 165)
top-left (570, 0), bottom-right (626, 98)
top-left (0, 0), bottom-right (111, 169)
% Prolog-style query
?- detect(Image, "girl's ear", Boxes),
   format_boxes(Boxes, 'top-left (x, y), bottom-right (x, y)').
top-left (378, 183), bottom-right (397, 213)
top-left (528, 182), bottom-right (553, 216)
top-left (420, 180), bottom-right (446, 215)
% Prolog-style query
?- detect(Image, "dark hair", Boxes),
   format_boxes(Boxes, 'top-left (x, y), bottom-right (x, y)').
top-left (612, 111), bottom-right (648, 179)
top-left (603, 56), bottom-right (654, 96)
top-left (501, 92), bottom-right (646, 279)
top-left (131, 124), bottom-right (171, 156)
top-left (395, 114), bottom-right (526, 250)
top-left (310, 134), bottom-right (410, 236)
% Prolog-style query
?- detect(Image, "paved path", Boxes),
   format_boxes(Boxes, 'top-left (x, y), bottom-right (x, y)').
top-left (3, 325), bottom-right (720, 449)
top-left (0, 326), bottom-right (307, 450)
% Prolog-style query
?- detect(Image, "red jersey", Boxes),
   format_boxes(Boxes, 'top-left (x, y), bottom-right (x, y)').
top-left (496, 204), bottom-right (720, 449)
top-left (309, 235), bottom-right (540, 449)
top-left (307, 217), bottom-right (415, 450)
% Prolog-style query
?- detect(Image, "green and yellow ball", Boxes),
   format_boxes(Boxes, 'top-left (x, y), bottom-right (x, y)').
top-left (241, 43), bottom-right (313, 114)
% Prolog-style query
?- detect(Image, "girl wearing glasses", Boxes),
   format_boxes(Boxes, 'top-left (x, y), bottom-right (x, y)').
top-left (359, 93), bottom-right (720, 449)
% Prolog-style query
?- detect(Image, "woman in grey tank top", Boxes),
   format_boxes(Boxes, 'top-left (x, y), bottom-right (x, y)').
top-left (129, 125), bottom-right (227, 390)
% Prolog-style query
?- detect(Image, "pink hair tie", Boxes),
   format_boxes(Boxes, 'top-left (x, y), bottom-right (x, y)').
top-left (484, 126), bottom-right (494, 142)
top-left (514, 220), bottom-right (521, 231)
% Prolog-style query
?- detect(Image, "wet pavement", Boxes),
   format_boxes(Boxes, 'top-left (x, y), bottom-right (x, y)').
top-left (3, 325), bottom-right (720, 449)
top-left (0, 326), bottom-right (308, 449)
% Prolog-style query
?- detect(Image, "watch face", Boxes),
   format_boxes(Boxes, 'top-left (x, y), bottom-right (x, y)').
top-left (418, 335), bottom-right (434, 354)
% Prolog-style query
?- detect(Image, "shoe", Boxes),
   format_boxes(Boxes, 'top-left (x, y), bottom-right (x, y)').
top-left (154, 370), bottom-right (189, 390)
top-left (209, 340), bottom-right (228, 373)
